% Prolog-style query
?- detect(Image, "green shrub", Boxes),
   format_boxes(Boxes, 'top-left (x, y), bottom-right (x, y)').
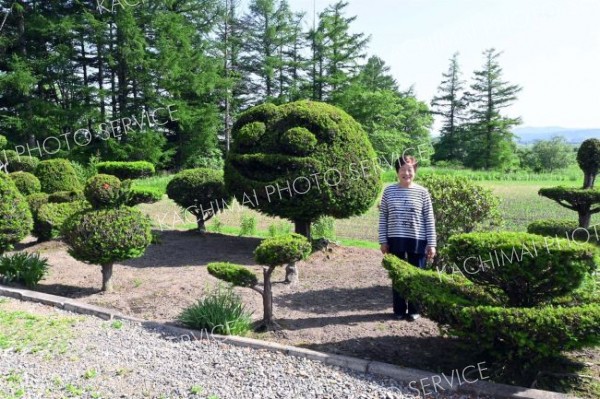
top-left (577, 138), bottom-right (600, 188)
top-left (444, 232), bottom-right (598, 307)
top-left (96, 161), bottom-right (155, 180)
top-left (9, 171), bottom-right (41, 196)
top-left (254, 233), bottom-right (312, 267)
top-left (207, 262), bottom-right (258, 287)
top-left (126, 186), bottom-right (162, 206)
top-left (62, 207), bottom-right (152, 291)
top-left (35, 159), bottom-right (82, 193)
top-left (33, 201), bottom-right (89, 241)
top-left (209, 217), bottom-right (224, 234)
top-left (527, 219), bottom-right (592, 242)
top-left (178, 283), bottom-right (253, 336)
top-left (0, 135), bottom-right (7, 150)
top-left (0, 177), bottom-right (33, 254)
top-left (267, 221), bottom-right (292, 237)
top-left (70, 156), bottom-right (99, 186)
top-left (312, 216), bottom-right (335, 240)
top-left (166, 168), bottom-right (233, 232)
top-left (2, 150), bottom-right (40, 173)
top-left (239, 214), bottom-right (256, 236)
top-left (0, 252), bottom-right (49, 288)
top-left (84, 174), bottom-right (130, 209)
top-left (26, 193), bottom-right (49, 215)
top-left (48, 190), bottom-right (85, 203)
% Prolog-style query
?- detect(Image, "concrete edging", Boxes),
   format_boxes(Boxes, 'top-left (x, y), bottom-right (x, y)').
top-left (0, 285), bottom-right (578, 399)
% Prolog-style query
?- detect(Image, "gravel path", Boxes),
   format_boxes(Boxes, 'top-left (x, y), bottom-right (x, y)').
top-left (0, 298), bottom-right (489, 399)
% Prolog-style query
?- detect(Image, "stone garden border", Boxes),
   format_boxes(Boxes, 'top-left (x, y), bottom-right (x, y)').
top-left (0, 284), bottom-right (578, 399)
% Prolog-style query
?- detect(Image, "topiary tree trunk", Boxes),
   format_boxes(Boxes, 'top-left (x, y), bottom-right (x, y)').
top-left (284, 261), bottom-right (299, 285)
top-left (294, 220), bottom-right (311, 240)
top-left (101, 263), bottom-right (114, 292)
top-left (261, 266), bottom-right (275, 329)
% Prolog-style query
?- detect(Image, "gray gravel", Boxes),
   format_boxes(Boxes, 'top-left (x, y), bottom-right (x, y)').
top-left (0, 298), bottom-right (487, 399)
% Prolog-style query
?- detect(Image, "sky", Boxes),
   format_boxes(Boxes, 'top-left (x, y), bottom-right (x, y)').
top-left (242, 0), bottom-right (600, 131)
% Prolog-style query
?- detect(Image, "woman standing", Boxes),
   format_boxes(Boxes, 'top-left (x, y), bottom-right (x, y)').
top-left (379, 155), bottom-right (436, 321)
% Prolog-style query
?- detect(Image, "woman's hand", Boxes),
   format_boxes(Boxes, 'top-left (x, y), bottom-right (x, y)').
top-left (380, 244), bottom-right (389, 254)
top-left (426, 246), bottom-right (436, 261)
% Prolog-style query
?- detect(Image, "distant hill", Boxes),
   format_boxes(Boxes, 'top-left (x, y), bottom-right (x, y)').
top-left (513, 127), bottom-right (600, 144)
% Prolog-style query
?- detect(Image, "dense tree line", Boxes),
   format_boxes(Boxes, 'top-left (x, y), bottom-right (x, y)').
top-left (0, 0), bottom-right (432, 170)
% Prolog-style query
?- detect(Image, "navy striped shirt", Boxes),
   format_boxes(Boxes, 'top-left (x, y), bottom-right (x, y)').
top-left (378, 183), bottom-right (437, 249)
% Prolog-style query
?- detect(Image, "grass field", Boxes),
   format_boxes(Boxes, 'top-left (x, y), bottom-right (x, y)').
top-left (134, 167), bottom-right (592, 248)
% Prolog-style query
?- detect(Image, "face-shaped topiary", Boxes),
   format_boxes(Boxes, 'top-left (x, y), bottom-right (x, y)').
top-left (225, 101), bottom-right (381, 233)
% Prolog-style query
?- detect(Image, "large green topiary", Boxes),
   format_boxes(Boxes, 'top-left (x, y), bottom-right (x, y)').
top-left (35, 159), bottom-right (82, 194)
top-left (2, 150), bottom-right (40, 173)
top-left (62, 207), bottom-right (152, 292)
top-left (166, 168), bottom-right (233, 232)
top-left (9, 171), bottom-right (41, 196)
top-left (225, 100), bottom-right (382, 239)
top-left (96, 161), bottom-right (155, 180)
top-left (0, 176), bottom-right (33, 254)
top-left (33, 201), bottom-right (89, 242)
top-left (208, 234), bottom-right (311, 330)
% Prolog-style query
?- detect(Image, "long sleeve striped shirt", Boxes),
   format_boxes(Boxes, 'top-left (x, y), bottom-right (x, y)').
top-left (378, 183), bottom-right (437, 252)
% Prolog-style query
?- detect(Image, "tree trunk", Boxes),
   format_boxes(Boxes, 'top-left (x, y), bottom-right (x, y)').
top-left (294, 220), bottom-right (311, 240)
top-left (583, 172), bottom-right (596, 189)
top-left (197, 218), bottom-right (206, 234)
top-left (101, 263), bottom-right (114, 292)
top-left (285, 261), bottom-right (298, 284)
top-left (261, 267), bottom-right (275, 329)
top-left (578, 211), bottom-right (591, 229)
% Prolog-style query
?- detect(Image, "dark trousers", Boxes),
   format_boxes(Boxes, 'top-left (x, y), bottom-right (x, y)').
top-left (390, 251), bottom-right (426, 315)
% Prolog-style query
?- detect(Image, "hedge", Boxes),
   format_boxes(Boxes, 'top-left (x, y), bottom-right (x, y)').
top-left (96, 161), bottom-right (155, 180)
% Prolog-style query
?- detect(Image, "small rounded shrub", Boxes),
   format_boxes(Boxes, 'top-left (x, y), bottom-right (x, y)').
top-left (166, 168), bottom-right (232, 231)
top-left (9, 171), bottom-right (41, 196)
top-left (207, 262), bottom-right (258, 287)
top-left (527, 219), bottom-right (592, 243)
top-left (254, 233), bottom-right (312, 266)
top-left (35, 159), bottom-right (82, 193)
top-left (0, 134), bottom-right (7, 149)
top-left (0, 252), bottom-right (49, 288)
top-left (84, 174), bottom-right (128, 209)
top-left (48, 190), bottom-right (85, 203)
top-left (0, 177), bottom-right (33, 254)
top-left (2, 150), bottom-right (40, 173)
top-left (127, 186), bottom-right (163, 206)
top-left (33, 201), bottom-right (89, 241)
top-left (96, 161), bottom-right (155, 180)
top-left (26, 193), bottom-right (49, 216)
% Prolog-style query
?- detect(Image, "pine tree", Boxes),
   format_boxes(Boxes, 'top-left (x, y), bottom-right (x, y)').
top-left (464, 48), bottom-right (522, 170)
top-left (431, 52), bottom-right (468, 164)
top-left (356, 56), bottom-right (398, 92)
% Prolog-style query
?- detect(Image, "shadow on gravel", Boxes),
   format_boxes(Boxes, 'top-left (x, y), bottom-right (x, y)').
top-left (276, 312), bottom-right (392, 330)
top-left (122, 230), bottom-right (261, 268)
top-left (275, 285), bottom-right (390, 312)
top-left (34, 283), bottom-right (101, 298)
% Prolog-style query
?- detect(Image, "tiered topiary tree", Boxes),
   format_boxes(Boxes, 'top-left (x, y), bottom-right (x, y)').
top-left (167, 168), bottom-right (233, 233)
top-left (207, 233), bottom-right (311, 330)
top-left (225, 100), bottom-right (382, 240)
top-left (62, 174), bottom-right (152, 292)
top-left (539, 138), bottom-right (600, 228)
top-left (0, 175), bottom-right (33, 255)
top-left (35, 159), bottom-right (82, 194)
top-left (384, 231), bottom-right (600, 378)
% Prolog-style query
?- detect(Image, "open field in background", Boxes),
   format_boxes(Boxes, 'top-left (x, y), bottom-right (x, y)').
top-left (134, 169), bottom-right (595, 247)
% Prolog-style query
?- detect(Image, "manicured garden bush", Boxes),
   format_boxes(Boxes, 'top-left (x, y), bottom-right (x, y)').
top-left (527, 219), bottom-right (592, 243)
top-left (225, 100), bottom-right (382, 239)
top-left (48, 190), bottom-right (85, 203)
top-left (62, 207), bottom-right (152, 292)
top-left (9, 171), bottom-right (41, 196)
top-left (84, 174), bottom-right (130, 209)
top-left (207, 233), bottom-right (311, 330)
top-left (127, 186), bottom-right (163, 206)
top-left (26, 193), bottom-right (49, 215)
top-left (97, 161), bottom-right (155, 180)
top-left (178, 283), bottom-right (253, 336)
top-left (0, 134), bottom-right (7, 149)
top-left (167, 168), bottom-right (232, 232)
top-left (33, 201), bottom-right (89, 242)
top-left (2, 150), bottom-right (40, 173)
top-left (577, 138), bottom-right (600, 189)
top-left (0, 176), bottom-right (33, 254)
top-left (35, 159), bottom-right (82, 193)
top-left (384, 231), bottom-right (600, 369)
top-left (0, 252), bottom-right (49, 288)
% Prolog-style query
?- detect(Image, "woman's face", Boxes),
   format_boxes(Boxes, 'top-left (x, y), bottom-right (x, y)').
top-left (397, 163), bottom-right (416, 186)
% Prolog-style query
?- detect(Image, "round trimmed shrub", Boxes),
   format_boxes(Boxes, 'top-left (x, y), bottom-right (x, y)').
top-left (0, 134), bottom-right (7, 149)
top-left (9, 171), bottom-right (41, 196)
top-left (48, 190), bottom-right (85, 203)
top-left (527, 219), bottom-right (592, 243)
top-left (62, 207), bottom-right (152, 291)
top-left (225, 100), bottom-right (382, 239)
top-left (166, 168), bottom-right (232, 232)
top-left (35, 159), bottom-right (82, 193)
top-left (2, 150), bottom-right (40, 173)
top-left (0, 177), bottom-right (33, 254)
top-left (26, 193), bottom-right (49, 216)
top-left (33, 201), bottom-right (89, 241)
top-left (84, 174), bottom-right (128, 209)
top-left (96, 161), bottom-right (155, 180)
top-left (254, 233), bottom-right (312, 266)
top-left (207, 262), bottom-right (259, 287)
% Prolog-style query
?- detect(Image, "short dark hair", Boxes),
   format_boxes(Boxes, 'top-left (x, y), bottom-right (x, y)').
top-left (394, 155), bottom-right (418, 172)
